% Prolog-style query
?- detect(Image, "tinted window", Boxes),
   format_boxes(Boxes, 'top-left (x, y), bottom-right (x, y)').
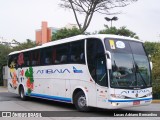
top-left (96, 56), bottom-right (108, 86)
top-left (87, 39), bottom-right (97, 81)
top-left (70, 40), bottom-right (85, 64)
top-left (23, 52), bottom-right (30, 67)
top-left (87, 38), bottom-right (108, 87)
top-left (105, 39), bottom-right (132, 54)
top-left (8, 54), bottom-right (18, 69)
top-left (41, 47), bottom-right (53, 65)
top-left (55, 43), bottom-right (69, 64)
top-left (9, 40), bottom-right (86, 67)
top-left (30, 50), bottom-right (40, 66)
top-left (130, 42), bottom-right (146, 55)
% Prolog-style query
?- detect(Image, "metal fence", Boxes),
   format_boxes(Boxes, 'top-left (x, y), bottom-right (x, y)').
top-left (152, 78), bottom-right (160, 99)
top-left (153, 93), bottom-right (160, 99)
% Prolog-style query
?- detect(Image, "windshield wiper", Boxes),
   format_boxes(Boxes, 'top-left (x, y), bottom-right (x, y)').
top-left (135, 62), bottom-right (147, 87)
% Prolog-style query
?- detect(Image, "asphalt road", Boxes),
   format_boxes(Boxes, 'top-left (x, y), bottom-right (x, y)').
top-left (0, 92), bottom-right (159, 120)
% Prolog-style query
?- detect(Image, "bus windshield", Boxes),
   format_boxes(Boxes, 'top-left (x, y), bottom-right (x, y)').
top-left (105, 38), bottom-right (151, 89)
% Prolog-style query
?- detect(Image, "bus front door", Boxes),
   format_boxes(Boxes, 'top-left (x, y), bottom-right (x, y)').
top-left (96, 56), bottom-right (108, 108)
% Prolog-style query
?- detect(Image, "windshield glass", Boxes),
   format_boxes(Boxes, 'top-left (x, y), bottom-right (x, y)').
top-left (105, 38), bottom-right (151, 89)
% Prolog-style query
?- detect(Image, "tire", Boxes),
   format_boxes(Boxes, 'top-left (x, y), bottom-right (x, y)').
top-left (19, 86), bottom-right (27, 101)
top-left (74, 91), bottom-right (90, 112)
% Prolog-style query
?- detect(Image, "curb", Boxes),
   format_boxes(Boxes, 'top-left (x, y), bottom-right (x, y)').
top-left (152, 100), bottom-right (160, 103)
top-left (0, 86), bottom-right (7, 88)
top-left (0, 86), bottom-right (8, 92)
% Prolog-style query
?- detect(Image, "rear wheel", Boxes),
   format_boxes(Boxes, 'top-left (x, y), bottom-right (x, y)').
top-left (19, 86), bottom-right (27, 101)
top-left (74, 91), bottom-right (90, 112)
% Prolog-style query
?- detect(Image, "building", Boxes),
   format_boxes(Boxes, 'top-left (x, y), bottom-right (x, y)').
top-left (35, 21), bottom-right (59, 45)
top-left (35, 22), bottom-right (78, 45)
top-left (64, 23), bottom-right (78, 29)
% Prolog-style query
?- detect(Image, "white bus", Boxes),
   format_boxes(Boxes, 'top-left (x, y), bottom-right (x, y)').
top-left (8, 34), bottom-right (152, 111)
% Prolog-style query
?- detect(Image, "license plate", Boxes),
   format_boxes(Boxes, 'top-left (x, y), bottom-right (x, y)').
top-left (133, 101), bottom-right (140, 105)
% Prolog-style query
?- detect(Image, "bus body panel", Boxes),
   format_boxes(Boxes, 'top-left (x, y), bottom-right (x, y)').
top-left (107, 87), bottom-right (152, 109)
top-left (8, 34), bottom-right (152, 110)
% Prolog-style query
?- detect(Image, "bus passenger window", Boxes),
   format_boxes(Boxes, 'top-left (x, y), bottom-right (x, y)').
top-left (8, 55), bottom-right (18, 69)
top-left (41, 47), bottom-right (52, 65)
top-left (70, 40), bottom-right (85, 64)
top-left (80, 52), bottom-right (85, 63)
top-left (60, 55), bottom-right (67, 63)
top-left (45, 57), bottom-right (50, 64)
top-left (55, 43), bottom-right (69, 64)
top-left (30, 50), bottom-right (40, 66)
top-left (52, 48), bottom-right (56, 64)
top-left (23, 52), bottom-right (30, 66)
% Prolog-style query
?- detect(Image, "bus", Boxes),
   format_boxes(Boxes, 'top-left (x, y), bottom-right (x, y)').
top-left (8, 34), bottom-right (152, 111)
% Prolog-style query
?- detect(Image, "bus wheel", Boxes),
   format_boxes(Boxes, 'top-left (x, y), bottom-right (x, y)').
top-left (19, 86), bottom-right (27, 101)
top-left (74, 91), bottom-right (90, 112)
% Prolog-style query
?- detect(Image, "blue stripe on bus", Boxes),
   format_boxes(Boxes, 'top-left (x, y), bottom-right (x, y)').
top-left (26, 93), bottom-right (72, 103)
top-left (108, 98), bottom-right (152, 102)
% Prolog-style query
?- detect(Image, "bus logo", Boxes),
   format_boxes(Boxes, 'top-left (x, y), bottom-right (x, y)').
top-left (36, 69), bottom-right (70, 74)
top-left (73, 67), bottom-right (83, 73)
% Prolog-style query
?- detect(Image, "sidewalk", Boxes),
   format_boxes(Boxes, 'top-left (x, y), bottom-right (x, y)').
top-left (0, 86), bottom-right (8, 92)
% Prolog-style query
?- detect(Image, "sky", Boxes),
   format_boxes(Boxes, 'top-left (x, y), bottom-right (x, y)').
top-left (0, 0), bottom-right (160, 43)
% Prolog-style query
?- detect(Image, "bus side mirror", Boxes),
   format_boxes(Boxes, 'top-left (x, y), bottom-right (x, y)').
top-left (148, 55), bottom-right (153, 70)
top-left (150, 61), bottom-right (153, 70)
top-left (107, 59), bottom-right (112, 69)
top-left (106, 51), bottom-right (111, 59)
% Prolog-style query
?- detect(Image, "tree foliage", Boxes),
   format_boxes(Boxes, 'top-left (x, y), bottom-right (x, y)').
top-left (144, 42), bottom-right (160, 96)
top-left (0, 39), bottom-right (36, 85)
top-left (52, 27), bottom-right (82, 41)
top-left (59, 0), bottom-right (137, 33)
top-left (0, 39), bottom-right (36, 66)
top-left (99, 26), bottom-right (139, 39)
top-left (0, 44), bottom-right (12, 65)
top-left (144, 42), bottom-right (159, 55)
top-left (12, 39), bottom-right (36, 51)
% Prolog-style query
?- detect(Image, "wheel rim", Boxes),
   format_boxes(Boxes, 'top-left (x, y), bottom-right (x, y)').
top-left (78, 96), bottom-right (86, 108)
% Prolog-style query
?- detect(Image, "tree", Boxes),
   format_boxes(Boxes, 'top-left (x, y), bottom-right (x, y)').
top-left (52, 27), bottom-right (82, 41)
top-left (12, 39), bottom-right (36, 51)
top-left (151, 46), bottom-right (160, 96)
top-left (0, 44), bottom-right (12, 85)
top-left (59, 0), bottom-right (137, 33)
top-left (0, 44), bottom-right (12, 65)
top-left (0, 39), bottom-right (36, 86)
top-left (144, 42), bottom-right (159, 55)
top-left (99, 26), bottom-right (139, 39)
top-left (0, 39), bottom-right (36, 66)
top-left (144, 42), bottom-right (160, 97)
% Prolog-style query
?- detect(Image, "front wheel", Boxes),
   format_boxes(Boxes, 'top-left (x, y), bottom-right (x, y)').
top-left (19, 87), bottom-right (27, 101)
top-left (74, 91), bottom-right (90, 112)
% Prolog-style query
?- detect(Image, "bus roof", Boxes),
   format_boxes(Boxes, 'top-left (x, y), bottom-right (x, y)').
top-left (9, 34), bottom-right (143, 55)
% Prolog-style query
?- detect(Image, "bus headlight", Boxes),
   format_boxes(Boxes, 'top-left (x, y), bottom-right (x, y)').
top-left (111, 94), bottom-right (125, 99)
top-left (111, 102), bottom-right (119, 106)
